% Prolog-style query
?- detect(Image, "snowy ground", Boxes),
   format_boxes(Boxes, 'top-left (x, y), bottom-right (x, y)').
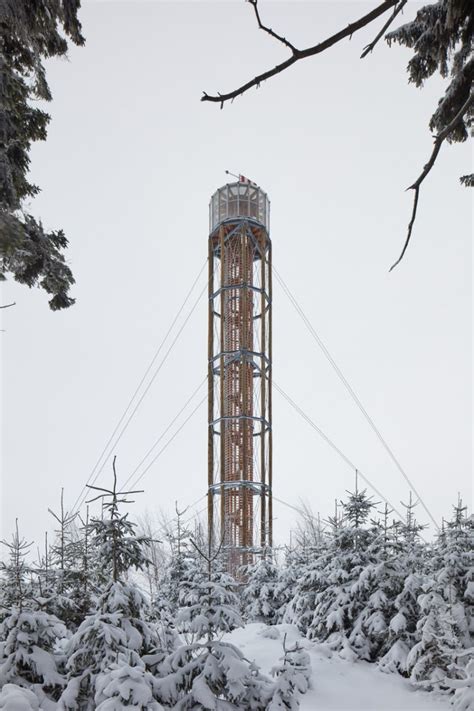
top-left (225, 623), bottom-right (452, 711)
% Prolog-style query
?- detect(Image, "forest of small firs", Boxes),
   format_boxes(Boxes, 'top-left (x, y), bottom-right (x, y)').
top-left (0, 486), bottom-right (472, 710)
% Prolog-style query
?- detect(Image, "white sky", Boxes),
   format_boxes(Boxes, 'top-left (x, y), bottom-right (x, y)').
top-left (1, 1), bottom-right (472, 551)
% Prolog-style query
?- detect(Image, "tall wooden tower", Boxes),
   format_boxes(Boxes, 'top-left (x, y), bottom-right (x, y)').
top-left (207, 178), bottom-right (272, 575)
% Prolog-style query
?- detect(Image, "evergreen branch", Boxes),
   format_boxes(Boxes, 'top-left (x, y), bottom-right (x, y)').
top-left (390, 91), bottom-right (474, 271)
top-left (85, 484), bottom-right (113, 494)
top-left (85, 492), bottom-right (110, 504)
top-left (360, 0), bottom-right (407, 58)
top-left (201, 0), bottom-right (399, 106)
top-left (47, 508), bottom-right (77, 526)
top-left (116, 489), bottom-right (145, 496)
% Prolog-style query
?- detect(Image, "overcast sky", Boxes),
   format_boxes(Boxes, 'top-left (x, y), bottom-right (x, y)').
top-left (1, 1), bottom-right (472, 551)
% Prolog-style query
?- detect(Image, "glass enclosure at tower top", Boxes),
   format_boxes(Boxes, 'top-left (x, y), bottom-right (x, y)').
top-left (209, 182), bottom-right (270, 233)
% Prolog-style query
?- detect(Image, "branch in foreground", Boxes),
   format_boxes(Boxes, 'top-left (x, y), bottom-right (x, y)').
top-left (390, 92), bottom-right (473, 271)
top-left (248, 0), bottom-right (297, 53)
top-left (201, 0), bottom-right (399, 106)
top-left (360, 0), bottom-right (407, 58)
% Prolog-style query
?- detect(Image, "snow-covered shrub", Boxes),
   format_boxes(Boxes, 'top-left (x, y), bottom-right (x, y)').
top-left (157, 639), bottom-right (272, 710)
top-left (58, 580), bottom-right (162, 710)
top-left (283, 549), bottom-right (328, 635)
top-left (349, 515), bottom-right (422, 666)
top-left (274, 555), bottom-right (302, 625)
top-left (0, 522), bottom-right (33, 611)
top-left (378, 572), bottom-right (424, 675)
top-left (432, 502), bottom-right (473, 650)
top-left (0, 609), bottom-right (67, 701)
top-left (407, 584), bottom-right (463, 689)
top-left (399, 502), bottom-right (473, 688)
top-left (268, 637), bottom-right (311, 710)
top-left (450, 657), bottom-right (474, 711)
top-left (58, 473), bottom-right (164, 710)
top-left (376, 496), bottom-right (428, 675)
top-left (157, 509), bottom-right (200, 616)
top-left (142, 598), bottom-right (181, 676)
top-left (0, 684), bottom-right (41, 711)
top-left (155, 572), bottom-right (273, 709)
top-left (94, 658), bottom-right (163, 710)
top-left (307, 490), bottom-right (378, 658)
top-left (241, 556), bottom-right (282, 624)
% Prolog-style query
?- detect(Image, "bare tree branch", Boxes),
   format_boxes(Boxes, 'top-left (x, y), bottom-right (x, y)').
top-left (0, 302), bottom-right (15, 309)
top-left (390, 92), bottom-right (474, 271)
top-left (248, 0), bottom-right (298, 54)
top-left (360, 0), bottom-right (407, 58)
top-left (201, 0), bottom-right (399, 107)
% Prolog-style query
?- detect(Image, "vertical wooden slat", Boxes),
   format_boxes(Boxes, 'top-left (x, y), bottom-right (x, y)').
top-left (219, 226), bottom-right (226, 549)
top-left (207, 239), bottom-right (214, 550)
top-left (268, 239), bottom-right (273, 549)
top-left (241, 223), bottom-right (248, 558)
top-left (260, 230), bottom-right (266, 552)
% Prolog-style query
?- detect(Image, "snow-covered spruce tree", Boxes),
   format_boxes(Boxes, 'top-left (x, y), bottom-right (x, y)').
top-left (155, 541), bottom-right (273, 710)
top-left (432, 499), bottom-right (473, 649)
top-left (283, 509), bottom-right (335, 634)
top-left (93, 656), bottom-right (163, 711)
top-left (241, 553), bottom-right (282, 625)
top-left (406, 581), bottom-right (463, 690)
top-left (142, 597), bottom-right (181, 680)
top-left (158, 504), bottom-right (200, 616)
top-left (346, 504), bottom-right (408, 663)
top-left (378, 497), bottom-right (428, 676)
top-left (283, 541), bottom-right (330, 635)
top-left (268, 635), bottom-right (311, 711)
top-left (0, 608), bottom-right (68, 704)
top-left (0, 520), bottom-right (33, 613)
top-left (0, 522), bottom-right (69, 706)
top-left (274, 549), bottom-right (303, 626)
top-left (306, 488), bottom-right (379, 659)
top-left (35, 492), bottom-right (92, 631)
top-left (402, 499), bottom-right (473, 689)
top-left (58, 462), bottom-right (164, 711)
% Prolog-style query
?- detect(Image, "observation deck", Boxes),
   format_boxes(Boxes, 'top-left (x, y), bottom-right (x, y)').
top-left (209, 181), bottom-right (270, 233)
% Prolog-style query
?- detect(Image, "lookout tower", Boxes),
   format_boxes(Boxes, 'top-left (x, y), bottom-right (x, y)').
top-left (207, 178), bottom-right (272, 575)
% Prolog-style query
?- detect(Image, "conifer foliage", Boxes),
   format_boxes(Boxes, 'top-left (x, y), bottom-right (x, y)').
top-left (306, 488), bottom-right (379, 658)
top-left (0, 609), bottom-right (67, 701)
top-left (373, 495), bottom-right (425, 675)
top-left (0, 520), bottom-right (69, 709)
top-left (268, 635), bottom-right (311, 711)
top-left (0, 477), bottom-right (472, 708)
top-left (280, 486), bottom-right (473, 695)
top-left (155, 541), bottom-right (274, 710)
top-left (241, 554), bottom-right (282, 625)
top-left (0, 0), bottom-right (84, 308)
top-left (386, 0), bottom-right (473, 187)
top-left (58, 461), bottom-right (163, 710)
top-left (0, 684), bottom-right (43, 711)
